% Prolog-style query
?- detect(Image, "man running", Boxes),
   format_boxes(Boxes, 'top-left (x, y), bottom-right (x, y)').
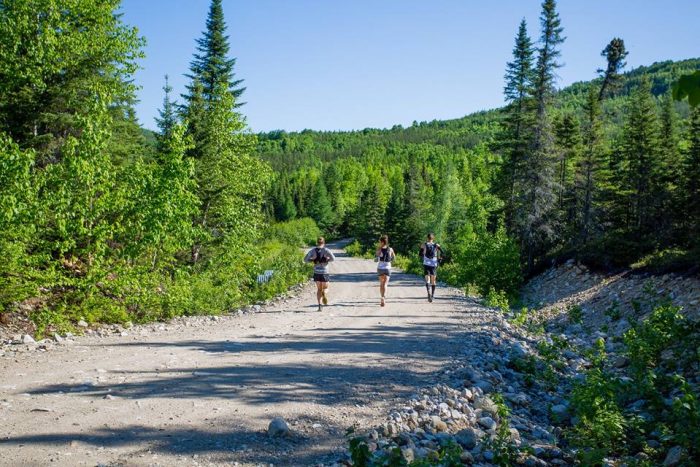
top-left (419, 233), bottom-right (443, 302)
top-left (304, 237), bottom-right (335, 311)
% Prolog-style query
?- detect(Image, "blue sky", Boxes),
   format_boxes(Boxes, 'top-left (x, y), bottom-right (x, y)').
top-left (120, 0), bottom-right (700, 133)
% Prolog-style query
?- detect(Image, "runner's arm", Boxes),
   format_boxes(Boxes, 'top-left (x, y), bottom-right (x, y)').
top-left (326, 250), bottom-right (336, 262)
top-left (390, 248), bottom-right (396, 261)
top-left (303, 249), bottom-right (315, 263)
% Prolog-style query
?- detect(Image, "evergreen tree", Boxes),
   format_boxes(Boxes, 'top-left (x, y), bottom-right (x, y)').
top-left (685, 106), bottom-right (700, 246)
top-left (656, 92), bottom-right (681, 241)
top-left (576, 88), bottom-right (604, 245)
top-left (598, 38), bottom-right (628, 100)
top-left (185, 0), bottom-right (245, 106)
top-left (621, 76), bottom-right (660, 238)
top-left (183, 78), bottom-right (207, 160)
top-left (516, 0), bottom-right (565, 272)
top-left (190, 84), bottom-right (270, 263)
top-left (155, 75), bottom-right (178, 145)
top-left (554, 113), bottom-right (581, 214)
top-left (308, 177), bottom-right (334, 231)
top-left (501, 18), bottom-right (535, 229)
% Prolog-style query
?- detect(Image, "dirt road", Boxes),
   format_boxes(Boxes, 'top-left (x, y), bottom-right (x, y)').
top-left (0, 244), bottom-right (488, 466)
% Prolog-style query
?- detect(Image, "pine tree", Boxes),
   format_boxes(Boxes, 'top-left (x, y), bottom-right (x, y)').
top-left (155, 75), bottom-right (178, 145)
top-left (308, 177), bottom-right (334, 231)
top-left (576, 88), bottom-right (604, 245)
top-left (554, 113), bottom-right (581, 213)
top-left (685, 106), bottom-right (700, 245)
top-left (501, 19), bottom-right (535, 230)
top-left (656, 92), bottom-right (681, 241)
top-left (185, 0), bottom-right (245, 106)
top-left (183, 78), bottom-right (207, 160)
top-left (516, 0), bottom-right (565, 272)
top-left (621, 75), bottom-right (660, 238)
top-left (598, 38), bottom-right (628, 100)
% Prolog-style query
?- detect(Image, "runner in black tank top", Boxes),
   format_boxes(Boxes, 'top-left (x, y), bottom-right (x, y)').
top-left (375, 235), bottom-right (396, 307)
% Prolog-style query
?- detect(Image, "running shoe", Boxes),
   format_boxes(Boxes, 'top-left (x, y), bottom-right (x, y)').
top-left (380, 297), bottom-right (385, 307)
top-left (317, 304), bottom-right (323, 312)
top-left (428, 294), bottom-right (433, 303)
top-left (322, 291), bottom-right (328, 306)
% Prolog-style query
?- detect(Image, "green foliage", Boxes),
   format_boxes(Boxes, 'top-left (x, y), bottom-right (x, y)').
top-left (565, 303), bottom-right (700, 465)
top-left (672, 70), bottom-right (700, 107)
top-left (264, 217), bottom-right (321, 247)
top-left (485, 287), bottom-right (510, 312)
top-left (567, 304), bottom-right (583, 324)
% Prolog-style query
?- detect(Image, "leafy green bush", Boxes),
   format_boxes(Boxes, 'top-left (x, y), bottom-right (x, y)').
top-left (485, 287), bottom-right (510, 312)
top-left (264, 217), bottom-right (321, 247)
top-left (568, 304), bottom-right (583, 324)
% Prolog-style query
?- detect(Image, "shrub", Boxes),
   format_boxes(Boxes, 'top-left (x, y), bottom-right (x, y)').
top-left (485, 287), bottom-right (510, 312)
top-left (264, 217), bottom-right (321, 247)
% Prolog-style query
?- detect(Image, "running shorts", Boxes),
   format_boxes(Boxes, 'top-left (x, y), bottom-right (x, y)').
top-left (313, 273), bottom-right (330, 283)
top-left (377, 269), bottom-right (391, 277)
top-left (423, 265), bottom-right (437, 276)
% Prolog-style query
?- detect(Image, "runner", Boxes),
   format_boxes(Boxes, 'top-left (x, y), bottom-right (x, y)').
top-left (419, 233), bottom-right (443, 302)
top-left (375, 235), bottom-right (396, 307)
top-left (304, 236), bottom-right (336, 311)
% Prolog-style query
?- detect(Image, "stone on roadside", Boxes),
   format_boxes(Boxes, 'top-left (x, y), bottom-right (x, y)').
top-left (22, 334), bottom-right (36, 345)
top-left (267, 417), bottom-right (291, 438)
top-left (430, 416), bottom-right (448, 432)
top-left (455, 427), bottom-right (478, 449)
top-left (478, 416), bottom-right (497, 430)
top-left (77, 319), bottom-right (88, 328)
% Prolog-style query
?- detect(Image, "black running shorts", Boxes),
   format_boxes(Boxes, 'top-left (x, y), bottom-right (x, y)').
top-left (377, 269), bottom-right (391, 277)
top-left (313, 273), bottom-right (330, 282)
top-left (423, 265), bottom-right (437, 276)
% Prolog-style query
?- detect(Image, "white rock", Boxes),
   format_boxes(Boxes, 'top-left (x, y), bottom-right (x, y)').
top-left (268, 417), bottom-right (290, 438)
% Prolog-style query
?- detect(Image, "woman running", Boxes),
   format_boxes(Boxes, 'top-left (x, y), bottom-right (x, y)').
top-left (420, 233), bottom-right (443, 302)
top-left (304, 237), bottom-right (335, 311)
top-left (375, 235), bottom-right (396, 307)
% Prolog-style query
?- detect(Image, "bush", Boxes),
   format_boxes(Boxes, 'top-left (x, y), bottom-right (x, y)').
top-left (485, 287), bottom-right (510, 312)
top-left (264, 217), bottom-right (321, 247)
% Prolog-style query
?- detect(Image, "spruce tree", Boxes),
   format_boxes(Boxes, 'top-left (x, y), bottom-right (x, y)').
top-left (657, 92), bottom-right (681, 241)
top-left (576, 88), bottom-right (604, 245)
top-left (185, 0), bottom-right (245, 106)
top-left (554, 113), bottom-right (581, 213)
top-left (308, 177), bottom-right (334, 231)
top-left (685, 106), bottom-right (700, 246)
top-left (155, 75), bottom-right (178, 147)
top-left (621, 75), bottom-right (660, 238)
top-left (516, 0), bottom-right (565, 272)
top-left (502, 18), bottom-right (535, 230)
top-left (598, 38), bottom-right (628, 100)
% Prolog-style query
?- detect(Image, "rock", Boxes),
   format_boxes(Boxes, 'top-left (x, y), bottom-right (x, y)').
top-left (455, 427), bottom-right (478, 449)
top-left (22, 334), bottom-right (36, 345)
top-left (511, 342), bottom-right (529, 358)
top-left (474, 379), bottom-right (493, 393)
top-left (267, 417), bottom-right (291, 438)
top-left (430, 416), bottom-right (448, 432)
top-left (53, 333), bottom-right (63, 343)
top-left (478, 416), bottom-right (497, 430)
top-left (612, 355), bottom-right (629, 368)
top-left (400, 447), bottom-right (415, 463)
top-left (460, 451), bottom-right (474, 464)
top-left (550, 404), bottom-right (570, 422)
top-left (77, 320), bottom-right (88, 328)
top-left (663, 446), bottom-right (683, 466)
top-left (474, 396), bottom-right (498, 417)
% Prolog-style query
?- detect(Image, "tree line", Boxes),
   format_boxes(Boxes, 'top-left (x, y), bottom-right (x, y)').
top-left (260, 1), bottom-right (700, 296)
top-left (0, 0), bottom-right (312, 333)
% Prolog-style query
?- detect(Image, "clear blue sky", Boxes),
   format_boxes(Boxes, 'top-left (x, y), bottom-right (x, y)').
top-left (120, 0), bottom-right (700, 133)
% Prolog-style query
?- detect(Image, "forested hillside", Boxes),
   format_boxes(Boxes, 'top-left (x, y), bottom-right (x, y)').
top-left (259, 55), bottom-right (700, 298)
top-left (0, 0), bottom-right (317, 334)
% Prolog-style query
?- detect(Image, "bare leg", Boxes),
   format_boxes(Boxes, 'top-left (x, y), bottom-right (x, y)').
top-left (316, 282), bottom-right (323, 304)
